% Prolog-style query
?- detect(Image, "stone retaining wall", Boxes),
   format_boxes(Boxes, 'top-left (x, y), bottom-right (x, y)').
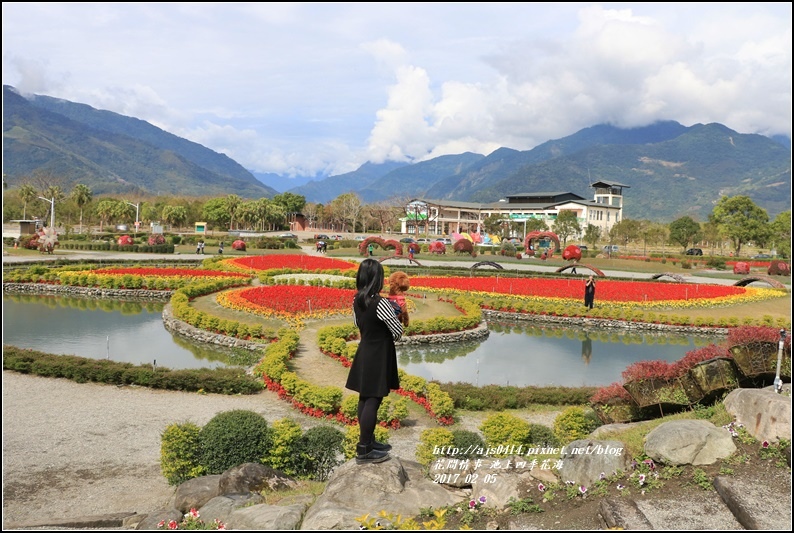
top-left (396, 320), bottom-right (490, 345)
top-left (3, 282), bottom-right (171, 300)
top-left (161, 304), bottom-right (267, 351)
top-left (483, 309), bottom-right (730, 337)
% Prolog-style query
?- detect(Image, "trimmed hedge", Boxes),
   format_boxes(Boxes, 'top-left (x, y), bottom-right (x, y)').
top-left (2, 346), bottom-right (263, 394)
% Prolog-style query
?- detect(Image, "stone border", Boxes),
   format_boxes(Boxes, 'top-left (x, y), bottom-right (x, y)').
top-left (3, 282), bottom-right (171, 300)
top-left (395, 320), bottom-right (490, 345)
top-left (483, 309), bottom-right (730, 337)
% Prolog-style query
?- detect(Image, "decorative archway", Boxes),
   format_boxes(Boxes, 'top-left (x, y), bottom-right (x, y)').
top-left (524, 231), bottom-right (560, 256)
top-left (734, 275), bottom-right (787, 289)
top-left (555, 264), bottom-right (605, 276)
top-left (470, 261), bottom-right (504, 271)
top-left (650, 273), bottom-right (687, 283)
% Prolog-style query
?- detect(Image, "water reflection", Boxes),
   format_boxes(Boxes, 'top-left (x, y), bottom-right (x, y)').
top-left (3, 294), bottom-right (234, 370)
top-left (397, 320), bottom-right (719, 388)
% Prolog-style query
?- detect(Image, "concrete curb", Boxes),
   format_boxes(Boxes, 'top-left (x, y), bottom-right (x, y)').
top-left (5, 511), bottom-right (138, 529)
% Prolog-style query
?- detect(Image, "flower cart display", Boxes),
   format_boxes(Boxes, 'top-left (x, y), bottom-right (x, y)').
top-left (688, 357), bottom-right (741, 401)
top-left (621, 360), bottom-right (691, 416)
top-left (729, 341), bottom-right (788, 384)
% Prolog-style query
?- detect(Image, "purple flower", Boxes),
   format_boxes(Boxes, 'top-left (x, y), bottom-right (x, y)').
top-left (762, 440), bottom-right (770, 448)
top-left (643, 459), bottom-right (655, 470)
top-left (478, 496), bottom-right (487, 504)
top-left (616, 484), bottom-right (625, 490)
top-left (579, 485), bottom-right (587, 495)
top-left (537, 483), bottom-right (546, 492)
top-left (599, 472), bottom-right (606, 480)
top-left (468, 500), bottom-right (476, 509)
top-left (638, 474), bottom-right (646, 486)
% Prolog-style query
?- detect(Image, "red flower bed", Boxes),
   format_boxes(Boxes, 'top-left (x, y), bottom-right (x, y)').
top-left (229, 255), bottom-right (357, 271)
top-left (622, 360), bottom-right (678, 382)
top-left (727, 326), bottom-right (791, 349)
top-left (410, 276), bottom-right (745, 302)
top-left (91, 268), bottom-right (249, 278)
top-left (590, 382), bottom-right (633, 404)
top-left (234, 285), bottom-right (354, 316)
top-left (672, 344), bottom-right (732, 376)
top-left (117, 235), bottom-right (133, 246)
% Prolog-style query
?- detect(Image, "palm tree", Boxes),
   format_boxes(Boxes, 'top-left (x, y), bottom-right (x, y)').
top-left (225, 195), bottom-right (242, 231)
top-left (70, 184), bottom-right (93, 234)
top-left (18, 184), bottom-right (37, 220)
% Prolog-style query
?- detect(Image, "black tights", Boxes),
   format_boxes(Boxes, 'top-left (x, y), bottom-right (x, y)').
top-left (357, 396), bottom-right (383, 445)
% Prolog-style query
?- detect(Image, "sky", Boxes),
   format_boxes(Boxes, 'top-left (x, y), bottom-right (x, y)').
top-left (3, 2), bottom-right (792, 182)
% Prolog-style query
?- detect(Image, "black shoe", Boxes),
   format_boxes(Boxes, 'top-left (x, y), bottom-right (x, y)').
top-left (356, 444), bottom-right (390, 465)
top-left (371, 440), bottom-right (392, 452)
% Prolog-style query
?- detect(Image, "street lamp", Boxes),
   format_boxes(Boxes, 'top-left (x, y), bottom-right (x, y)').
top-left (125, 201), bottom-right (140, 235)
top-left (773, 329), bottom-right (788, 394)
top-left (37, 196), bottom-right (55, 229)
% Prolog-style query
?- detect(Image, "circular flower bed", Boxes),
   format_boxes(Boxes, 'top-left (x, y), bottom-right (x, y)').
top-left (228, 255), bottom-right (357, 272)
top-left (217, 285), bottom-right (355, 321)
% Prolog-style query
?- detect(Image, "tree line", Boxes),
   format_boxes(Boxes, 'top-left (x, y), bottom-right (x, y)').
top-left (2, 181), bottom-right (789, 258)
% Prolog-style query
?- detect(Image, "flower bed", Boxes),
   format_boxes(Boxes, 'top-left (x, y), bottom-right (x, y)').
top-left (409, 276), bottom-right (775, 309)
top-left (217, 285), bottom-right (355, 323)
top-left (227, 255), bottom-right (357, 272)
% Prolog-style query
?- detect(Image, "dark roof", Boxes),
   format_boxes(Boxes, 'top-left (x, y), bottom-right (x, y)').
top-left (591, 180), bottom-right (631, 188)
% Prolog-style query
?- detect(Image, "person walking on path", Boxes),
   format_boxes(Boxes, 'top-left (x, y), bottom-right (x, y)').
top-left (345, 258), bottom-right (402, 465)
top-left (584, 275), bottom-right (596, 310)
top-left (367, 243), bottom-right (374, 256)
top-left (218, 241), bottom-right (224, 254)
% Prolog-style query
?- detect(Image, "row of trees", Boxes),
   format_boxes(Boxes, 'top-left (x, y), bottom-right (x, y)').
top-left (2, 182), bottom-right (789, 258)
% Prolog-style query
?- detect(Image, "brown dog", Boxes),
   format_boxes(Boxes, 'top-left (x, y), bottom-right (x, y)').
top-left (387, 271), bottom-right (410, 326)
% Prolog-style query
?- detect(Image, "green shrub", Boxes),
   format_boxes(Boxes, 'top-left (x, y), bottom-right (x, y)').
top-left (160, 422), bottom-right (206, 485)
top-left (295, 425), bottom-right (345, 481)
top-left (553, 407), bottom-right (597, 444)
top-left (198, 410), bottom-right (271, 474)
top-left (479, 412), bottom-right (531, 452)
top-left (416, 427), bottom-right (455, 467)
top-left (262, 418), bottom-right (303, 477)
top-left (451, 429), bottom-right (485, 459)
top-left (528, 423), bottom-right (559, 447)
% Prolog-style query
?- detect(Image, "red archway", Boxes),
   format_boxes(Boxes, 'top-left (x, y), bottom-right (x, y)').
top-left (524, 231), bottom-right (560, 256)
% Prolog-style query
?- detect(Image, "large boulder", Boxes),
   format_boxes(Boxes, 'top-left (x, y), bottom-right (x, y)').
top-left (172, 474), bottom-right (221, 513)
top-left (300, 457), bottom-right (464, 530)
top-left (644, 420), bottom-right (736, 465)
top-left (723, 387), bottom-right (792, 443)
top-left (218, 462), bottom-right (298, 494)
top-left (558, 440), bottom-right (632, 487)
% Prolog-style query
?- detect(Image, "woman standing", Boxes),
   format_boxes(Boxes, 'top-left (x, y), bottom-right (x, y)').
top-left (345, 259), bottom-right (402, 464)
top-left (584, 275), bottom-right (596, 310)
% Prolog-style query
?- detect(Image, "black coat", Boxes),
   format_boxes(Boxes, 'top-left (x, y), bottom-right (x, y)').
top-left (345, 295), bottom-right (401, 397)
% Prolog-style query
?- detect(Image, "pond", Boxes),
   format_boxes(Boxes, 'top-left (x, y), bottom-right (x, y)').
top-left (3, 294), bottom-right (234, 370)
top-left (3, 294), bottom-right (721, 385)
top-left (397, 320), bottom-right (719, 387)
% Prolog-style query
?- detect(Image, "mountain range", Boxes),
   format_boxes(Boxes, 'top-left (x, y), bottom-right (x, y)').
top-left (3, 84), bottom-right (790, 221)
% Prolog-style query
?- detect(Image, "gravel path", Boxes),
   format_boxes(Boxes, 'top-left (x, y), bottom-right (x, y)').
top-left (0, 369), bottom-right (445, 528)
top-left (1, 371), bottom-right (325, 527)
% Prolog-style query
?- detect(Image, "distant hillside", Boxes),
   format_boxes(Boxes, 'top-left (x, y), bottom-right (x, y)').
top-left (2, 85), bottom-right (277, 198)
top-left (471, 123), bottom-right (791, 220)
top-left (286, 161), bottom-right (409, 204)
top-left (357, 152), bottom-right (486, 202)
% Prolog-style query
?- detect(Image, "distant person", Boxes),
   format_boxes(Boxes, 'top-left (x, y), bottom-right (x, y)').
top-left (584, 275), bottom-right (596, 310)
top-left (368, 243), bottom-right (374, 256)
top-left (218, 241), bottom-right (224, 254)
top-left (570, 262), bottom-right (578, 275)
top-left (408, 246), bottom-right (415, 261)
top-left (196, 240), bottom-right (204, 254)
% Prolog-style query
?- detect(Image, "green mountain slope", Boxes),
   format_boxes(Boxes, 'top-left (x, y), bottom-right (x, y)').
top-left (472, 123), bottom-right (791, 220)
top-left (2, 85), bottom-right (277, 198)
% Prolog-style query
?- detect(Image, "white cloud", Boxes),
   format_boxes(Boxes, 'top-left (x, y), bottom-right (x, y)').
top-left (2, 2), bottom-right (791, 178)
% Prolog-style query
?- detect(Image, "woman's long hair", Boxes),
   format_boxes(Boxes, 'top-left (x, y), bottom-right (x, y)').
top-left (355, 258), bottom-right (384, 312)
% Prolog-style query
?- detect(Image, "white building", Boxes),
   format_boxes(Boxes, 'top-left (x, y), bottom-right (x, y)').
top-left (400, 180), bottom-right (628, 238)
